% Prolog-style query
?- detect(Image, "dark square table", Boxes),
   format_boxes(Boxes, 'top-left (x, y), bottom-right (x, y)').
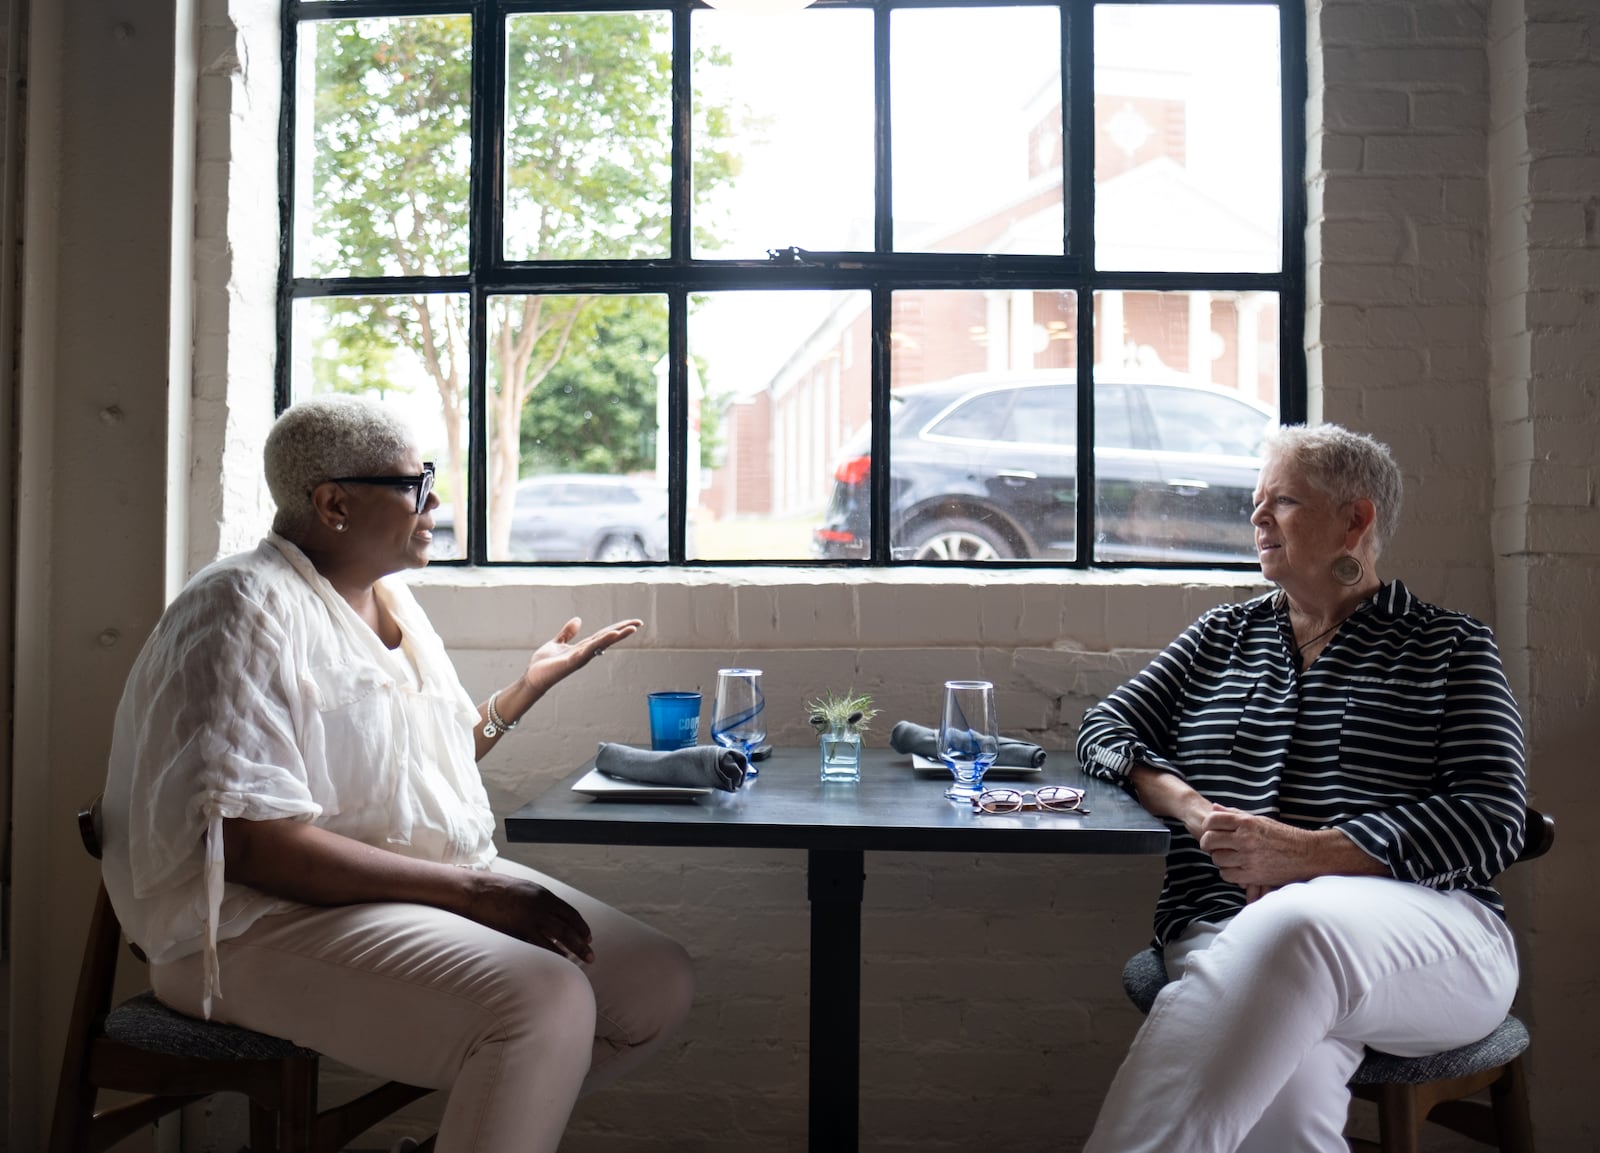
top-left (504, 746), bottom-right (1168, 1153)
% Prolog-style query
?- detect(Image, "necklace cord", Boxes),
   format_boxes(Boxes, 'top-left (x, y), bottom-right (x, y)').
top-left (1276, 591), bottom-right (1357, 659)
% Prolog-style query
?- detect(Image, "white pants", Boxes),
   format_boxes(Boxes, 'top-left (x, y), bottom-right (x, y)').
top-left (151, 857), bottom-right (695, 1153)
top-left (1085, 876), bottom-right (1519, 1153)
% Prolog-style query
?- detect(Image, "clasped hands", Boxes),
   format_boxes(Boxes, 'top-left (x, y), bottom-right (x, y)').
top-left (1188, 803), bottom-right (1313, 903)
top-left (1184, 799), bottom-right (1382, 902)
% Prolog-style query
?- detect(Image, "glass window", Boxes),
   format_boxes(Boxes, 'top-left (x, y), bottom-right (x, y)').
top-left (294, 17), bottom-right (472, 280)
top-left (892, 7), bottom-right (1064, 255)
top-left (281, 2), bottom-right (1303, 568)
top-left (1094, 5), bottom-right (1283, 273)
top-left (928, 392), bottom-right (1017, 442)
top-left (1005, 386), bottom-right (1074, 445)
top-left (503, 13), bottom-right (674, 262)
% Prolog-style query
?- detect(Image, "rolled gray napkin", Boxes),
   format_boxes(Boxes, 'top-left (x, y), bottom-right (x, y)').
top-left (889, 720), bottom-right (1048, 769)
top-left (595, 742), bottom-right (747, 792)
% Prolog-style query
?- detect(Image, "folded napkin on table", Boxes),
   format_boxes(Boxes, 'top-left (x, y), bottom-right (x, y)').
top-left (595, 742), bottom-right (747, 792)
top-left (888, 720), bottom-right (1047, 769)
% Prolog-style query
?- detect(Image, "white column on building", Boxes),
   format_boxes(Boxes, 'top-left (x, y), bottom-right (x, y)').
top-left (1187, 290), bottom-right (1212, 385)
top-left (986, 291), bottom-right (1009, 372)
top-left (1100, 290), bottom-right (1125, 371)
top-left (1009, 288), bottom-right (1034, 371)
top-left (1235, 291), bottom-right (1264, 400)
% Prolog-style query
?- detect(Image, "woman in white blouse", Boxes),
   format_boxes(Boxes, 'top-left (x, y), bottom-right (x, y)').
top-left (100, 395), bottom-right (693, 1153)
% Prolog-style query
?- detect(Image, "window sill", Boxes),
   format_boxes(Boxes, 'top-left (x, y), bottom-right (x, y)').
top-left (407, 563), bottom-right (1270, 652)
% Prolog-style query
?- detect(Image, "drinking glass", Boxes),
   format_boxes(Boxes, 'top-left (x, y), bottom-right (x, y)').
top-left (938, 680), bottom-right (999, 801)
top-left (711, 668), bottom-right (766, 779)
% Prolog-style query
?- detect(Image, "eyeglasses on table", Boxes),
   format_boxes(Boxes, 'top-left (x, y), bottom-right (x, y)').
top-left (971, 784), bottom-right (1089, 815)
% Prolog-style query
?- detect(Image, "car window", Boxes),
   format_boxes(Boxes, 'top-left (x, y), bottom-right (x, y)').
top-left (1094, 384), bottom-right (1136, 450)
top-left (1003, 386), bottom-right (1074, 445)
top-left (926, 390), bottom-right (1015, 441)
top-left (1141, 388), bottom-right (1268, 457)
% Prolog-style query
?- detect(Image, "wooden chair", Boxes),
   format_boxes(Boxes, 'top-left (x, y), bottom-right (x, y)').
top-left (50, 799), bottom-right (434, 1153)
top-left (1119, 807), bottom-right (1554, 1153)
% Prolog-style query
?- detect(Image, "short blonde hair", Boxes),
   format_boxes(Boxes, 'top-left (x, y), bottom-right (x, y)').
top-left (1263, 424), bottom-right (1404, 556)
top-left (264, 395), bottom-right (418, 539)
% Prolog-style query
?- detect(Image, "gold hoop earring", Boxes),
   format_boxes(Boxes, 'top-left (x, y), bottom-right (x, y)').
top-left (1331, 554), bottom-right (1363, 586)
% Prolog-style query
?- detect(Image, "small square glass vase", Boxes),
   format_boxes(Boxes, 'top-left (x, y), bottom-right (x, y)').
top-left (819, 729), bottom-right (863, 782)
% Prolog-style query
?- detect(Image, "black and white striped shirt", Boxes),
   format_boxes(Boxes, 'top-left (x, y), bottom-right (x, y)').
top-left (1077, 580), bottom-right (1527, 945)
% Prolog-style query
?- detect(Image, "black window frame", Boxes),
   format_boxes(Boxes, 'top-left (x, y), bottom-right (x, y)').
top-left (277, 0), bottom-right (1306, 569)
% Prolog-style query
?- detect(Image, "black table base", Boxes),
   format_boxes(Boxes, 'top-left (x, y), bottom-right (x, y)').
top-left (807, 848), bottom-right (865, 1147)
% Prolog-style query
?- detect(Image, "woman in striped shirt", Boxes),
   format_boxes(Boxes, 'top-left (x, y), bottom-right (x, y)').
top-left (1079, 425), bottom-right (1525, 1153)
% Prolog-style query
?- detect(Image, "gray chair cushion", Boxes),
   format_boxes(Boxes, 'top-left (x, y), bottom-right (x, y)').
top-left (1350, 1017), bottom-right (1529, 1085)
top-left (1122, 945), bottom-right (1169, 1014)
top-left (104, 990), bottom-right (317, 1062)
top-left (1120, 947), bottom-right (1528, 1085)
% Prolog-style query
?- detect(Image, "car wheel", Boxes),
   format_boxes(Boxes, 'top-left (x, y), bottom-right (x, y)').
top-left (593, 534), bottom-right (648, 562)
top-left (907, 518), bottom-right (1016, 561)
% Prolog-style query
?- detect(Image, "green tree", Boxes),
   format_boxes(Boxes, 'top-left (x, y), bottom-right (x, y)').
top-left (519, 297), bottom-right (725, 476)
top-left (307, 14), bottom-right (739, 554)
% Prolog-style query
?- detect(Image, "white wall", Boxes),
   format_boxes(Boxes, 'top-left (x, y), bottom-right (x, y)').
top-left (8, 0), bottom-right (1600, 1150)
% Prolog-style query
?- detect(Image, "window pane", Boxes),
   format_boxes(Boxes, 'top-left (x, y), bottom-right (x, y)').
top-left (486, 294), bottom-right (669, 562)
top-left (294, 17), bottom-right (471, 279)
top-left (881, 290), bottom-right (1078, 562)
top-left (503, 13), bottom-right (673, 261)
top-left (1093, 289), bottom-right (1279, 562)
top-left (692, 291), bottom-right (870, 561)
top-left (692, 11), bottom-right (874, 259)
top-left (1094, 5), bottom-right (1282, 273)
top-left (289, 294), bottom-right (471, 561)
top-left (892, 8), bottom-right (1063, 255)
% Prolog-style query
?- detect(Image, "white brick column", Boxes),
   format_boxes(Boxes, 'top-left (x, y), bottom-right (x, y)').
top-left (1308, 0), bottom-right (1495, 617)
top-left (1488, 0), bottom-right (1600, 1144)
top-left (187, 0), bottom-right (279, 576)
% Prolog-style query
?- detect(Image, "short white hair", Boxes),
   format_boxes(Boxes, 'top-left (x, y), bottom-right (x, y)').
top-left (1263, 423), bottom-right (1404, 556)
top-left (264, 395), bottom-right (418, 539)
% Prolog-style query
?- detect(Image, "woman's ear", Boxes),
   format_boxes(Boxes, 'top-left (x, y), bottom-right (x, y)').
top-left (309, 480), bottom-right (351, 532)
top-left (1345, 497), bottom-right (1377, 551)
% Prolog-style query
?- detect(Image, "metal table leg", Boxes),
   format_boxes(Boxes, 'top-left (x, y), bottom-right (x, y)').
top-left (807, 847), bottom-right (864, 1153)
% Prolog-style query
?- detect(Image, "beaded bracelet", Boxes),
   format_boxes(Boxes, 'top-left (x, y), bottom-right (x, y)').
top-left (483, 689), bottom-right (519, 739)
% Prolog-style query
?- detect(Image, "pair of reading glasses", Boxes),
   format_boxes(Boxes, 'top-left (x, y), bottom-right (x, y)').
top-left (971, 785), bottom-right (1089, 815)
top-left (331, 461), bottom-right (436, 514)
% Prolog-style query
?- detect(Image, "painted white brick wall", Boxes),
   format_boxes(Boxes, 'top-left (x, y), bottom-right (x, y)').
top-left (187, 0), bottom-right (279, 576)
top-left (1487, 4), bottom-right (1600, 1152)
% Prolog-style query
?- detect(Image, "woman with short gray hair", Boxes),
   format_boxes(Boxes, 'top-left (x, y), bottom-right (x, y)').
top-left (1079, 423), bottom-right (1524, 1153)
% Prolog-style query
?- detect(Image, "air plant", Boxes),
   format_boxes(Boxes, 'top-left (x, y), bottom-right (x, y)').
top-left (805, 689), bottom-right (879, 734)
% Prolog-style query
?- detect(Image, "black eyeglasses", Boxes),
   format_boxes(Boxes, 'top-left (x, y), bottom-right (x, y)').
top-left (330, 462), bottom-right (436, 514)
top-left (971, 785), bottom-right (1089, 815)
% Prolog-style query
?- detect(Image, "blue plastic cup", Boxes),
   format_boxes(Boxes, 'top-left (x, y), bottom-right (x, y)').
top-left (648, 691), bottom-right (702, 751)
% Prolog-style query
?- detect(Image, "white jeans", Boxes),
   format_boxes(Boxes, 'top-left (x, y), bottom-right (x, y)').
top-left (151, 857), bottom-right (695, 1153)
top-left (1085, 875), bottom-right (1519, 1153)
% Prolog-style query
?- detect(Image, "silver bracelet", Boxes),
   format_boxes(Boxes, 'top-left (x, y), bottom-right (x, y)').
top-left (483, 690), bottom-right (519, 739)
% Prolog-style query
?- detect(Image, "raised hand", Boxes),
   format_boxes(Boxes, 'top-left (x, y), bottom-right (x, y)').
top-left (524, 616), bottom-right (642, 695)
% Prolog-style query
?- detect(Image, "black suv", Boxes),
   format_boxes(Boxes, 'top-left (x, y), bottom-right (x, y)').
top-left (812, 371), bottom-right (1273, 563)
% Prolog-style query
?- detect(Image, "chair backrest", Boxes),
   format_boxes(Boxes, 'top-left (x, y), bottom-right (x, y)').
top-left (54, 796), bottom-right (434, 1153)
top-left (1518, 807), bottom-right (1555, 864)
top-left (78, 797), bottom-right (104, 860)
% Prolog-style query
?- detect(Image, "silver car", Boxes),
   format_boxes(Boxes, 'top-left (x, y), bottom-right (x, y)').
top-left (433, 474), bottom-right (673, 562)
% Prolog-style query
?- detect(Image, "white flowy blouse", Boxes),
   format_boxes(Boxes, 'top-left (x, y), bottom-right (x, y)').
top-left (100, 535), bottom-right (497, 1015)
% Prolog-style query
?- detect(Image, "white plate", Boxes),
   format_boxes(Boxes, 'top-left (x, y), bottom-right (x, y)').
top-left (570, 767), bottom-right (712, 802)
top-left (909, 754), bottom-right (1044, 779)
